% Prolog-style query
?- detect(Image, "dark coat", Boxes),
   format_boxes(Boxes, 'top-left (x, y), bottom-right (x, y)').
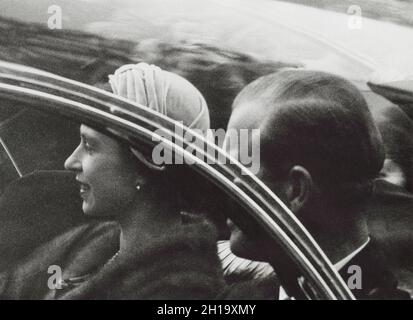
top-left (0, 168), bottom-right (274, 300)
top-left (338, 240), bottom-right (410, 300)
top-left (0, 221), bottom-right (119, 300)
top-left (365, 179), bottom-right (413, 296)
top-left (367, 179), bottom-right (413, 267)
top-left (0, 218), bottom-right (280, 300)
top-left (57, 220), bottom-right (226, 300)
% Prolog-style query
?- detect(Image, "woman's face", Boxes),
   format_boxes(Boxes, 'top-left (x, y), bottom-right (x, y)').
top-left (64, 125), bottom-right (139, 217)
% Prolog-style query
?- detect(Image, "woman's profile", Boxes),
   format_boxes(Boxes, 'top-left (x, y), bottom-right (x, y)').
top-left (59, 63), bottom-right (226, 299)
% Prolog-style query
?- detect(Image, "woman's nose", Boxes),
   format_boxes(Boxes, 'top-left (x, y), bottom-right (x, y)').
top-left (64, 147), bottom-right (82, 172)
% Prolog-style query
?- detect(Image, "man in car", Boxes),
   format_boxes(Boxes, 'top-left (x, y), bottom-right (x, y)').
top-left (224, 69), bottom-right (410, 299)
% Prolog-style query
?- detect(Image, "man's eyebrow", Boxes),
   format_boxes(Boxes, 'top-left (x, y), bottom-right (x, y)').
top-left (80, 132), bottom-right (98, 145)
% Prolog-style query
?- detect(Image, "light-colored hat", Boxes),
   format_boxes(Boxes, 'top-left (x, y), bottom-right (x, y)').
top-left (109, 62), bottom-right (209, 130)
top-left (108, 63), bottom-right (210, 170)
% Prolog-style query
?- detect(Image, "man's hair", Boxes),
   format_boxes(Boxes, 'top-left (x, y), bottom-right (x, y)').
top-left (232, 70), bottom-right (385, 205)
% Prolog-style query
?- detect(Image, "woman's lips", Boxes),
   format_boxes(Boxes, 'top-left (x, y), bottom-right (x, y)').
top-left (79, 182), bottom-right (91, 198)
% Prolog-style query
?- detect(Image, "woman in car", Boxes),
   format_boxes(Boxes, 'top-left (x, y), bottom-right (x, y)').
top-left (58, 62), bottom-right (228, 299)
top-left (0, 61), bottom-right (278, 300)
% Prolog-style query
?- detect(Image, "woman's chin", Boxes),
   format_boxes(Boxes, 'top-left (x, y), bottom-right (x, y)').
top-left (82, 202), bottom-right (118, 219)
top-left (82, 201), bottom-right (98, 216)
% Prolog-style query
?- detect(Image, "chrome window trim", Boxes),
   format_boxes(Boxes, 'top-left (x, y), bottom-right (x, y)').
top-left (0, 62), bottom-right (355, 300)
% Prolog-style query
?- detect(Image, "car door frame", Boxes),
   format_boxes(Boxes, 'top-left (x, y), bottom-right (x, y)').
top-left (0, 60), bottom-right (355, 300)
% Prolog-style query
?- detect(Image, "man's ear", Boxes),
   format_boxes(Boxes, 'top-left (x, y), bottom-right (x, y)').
top-left (285, 166), bottom-right (313, 213)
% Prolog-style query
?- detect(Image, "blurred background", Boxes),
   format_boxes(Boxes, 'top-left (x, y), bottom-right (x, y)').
top-left (0, 0), bottom-right (412, 295)
top-left (1, 0), bottom-right (413, 83)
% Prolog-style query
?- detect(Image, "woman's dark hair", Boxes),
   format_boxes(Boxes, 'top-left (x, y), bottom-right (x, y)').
top-left (232, 70), bottom-right (385, 205)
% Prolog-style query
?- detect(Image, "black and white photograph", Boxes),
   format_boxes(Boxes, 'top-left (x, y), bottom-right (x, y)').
top-left (0, 0), bottom-right (412, 304)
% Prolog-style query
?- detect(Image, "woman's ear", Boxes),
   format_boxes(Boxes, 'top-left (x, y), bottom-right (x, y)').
top-left (285, 165), bottom-right (313, 213)
top-left (134, 175), bottom-right (147, 190)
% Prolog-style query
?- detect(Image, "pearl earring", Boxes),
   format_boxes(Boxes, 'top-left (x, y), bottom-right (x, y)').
top-left (136, 184), bottom-right (141, 191)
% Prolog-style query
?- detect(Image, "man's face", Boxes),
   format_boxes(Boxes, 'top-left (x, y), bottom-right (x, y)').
top-left (223, 126), bottom-right (283, 262)
top-left (64, 125), bottom-right (138, 217)
top-left (224, 101), bottom-right (294, 261)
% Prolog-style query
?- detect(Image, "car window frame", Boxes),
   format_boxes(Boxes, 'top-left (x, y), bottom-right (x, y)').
top-left (0, 61), bottom-right (355, 300)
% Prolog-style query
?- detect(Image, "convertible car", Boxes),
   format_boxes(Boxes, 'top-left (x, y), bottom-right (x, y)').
top-left (0, 0), bottom-right (412, 300)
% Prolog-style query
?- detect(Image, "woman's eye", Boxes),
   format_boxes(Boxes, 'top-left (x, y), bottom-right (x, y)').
top-left (83, 141), bottom-right (94, 153)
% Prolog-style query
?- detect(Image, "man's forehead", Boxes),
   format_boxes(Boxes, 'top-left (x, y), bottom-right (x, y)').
top-left (229, 101), bottom-right (267, 131)
top-left (80, 124), bottom-right (99, 136)
top-left (79, 124), bottom-right (107, 142)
